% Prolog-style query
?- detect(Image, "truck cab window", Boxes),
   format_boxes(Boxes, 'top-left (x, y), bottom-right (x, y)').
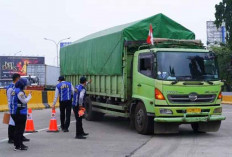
top-left (139, 57), bottom-right (152, 77)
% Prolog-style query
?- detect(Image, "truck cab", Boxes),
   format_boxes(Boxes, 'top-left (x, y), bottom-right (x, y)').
top-left (132, 47), bottom-right (226, 134)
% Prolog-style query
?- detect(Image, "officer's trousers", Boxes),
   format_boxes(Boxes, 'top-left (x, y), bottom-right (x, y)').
top-left (59, 100), bottom-right (72, 130)
top-left (73, 106), bottom-right (84, 136)
top-left (12, 112), bottom-right (26, 147)
top-left (8, 124), bottom-right (15, 141)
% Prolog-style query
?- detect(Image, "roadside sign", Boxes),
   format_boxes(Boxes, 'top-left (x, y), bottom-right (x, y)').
top-left (60, 42), bottom-right (72, 48)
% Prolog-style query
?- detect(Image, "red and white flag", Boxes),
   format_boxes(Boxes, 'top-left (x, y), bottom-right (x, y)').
top-left (146, 24), bottom-right (154, 45)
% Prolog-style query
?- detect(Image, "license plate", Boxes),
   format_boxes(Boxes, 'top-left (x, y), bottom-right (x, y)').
top-left (186, 108), bottom-right (201, 113)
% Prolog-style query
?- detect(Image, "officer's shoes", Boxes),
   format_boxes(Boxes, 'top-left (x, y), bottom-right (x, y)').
top-left (82, 132), bottom-right (89, 136)
top-left (14, 146), bottom-right (20, 151)
top-left (22, 137), bottom-right (30, 142)
top-left (14, 145), bottom-right (28, 151)
top-left (63, 129), bottom-right (69, 132)
top-left (75, 135), bottom-right (86, 139)
top-left (60, 127), bottom-right (64, 131)
top-left (20, 144), bottom-right (28, 150)
top-left (8, 139), bottom-right (14, 144)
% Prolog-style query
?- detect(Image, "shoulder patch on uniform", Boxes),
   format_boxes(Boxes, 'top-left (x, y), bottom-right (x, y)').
top-left (19, 93), bottom-right (24, 98)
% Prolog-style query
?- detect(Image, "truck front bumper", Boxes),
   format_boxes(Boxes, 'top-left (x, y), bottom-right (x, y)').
top-left (154, 112), bottom-right (226, 123)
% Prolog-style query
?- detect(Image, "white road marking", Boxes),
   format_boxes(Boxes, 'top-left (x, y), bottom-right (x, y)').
top-left (0, 120), bottom-right (76, 143)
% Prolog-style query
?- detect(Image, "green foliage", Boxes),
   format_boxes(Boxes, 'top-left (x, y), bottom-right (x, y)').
top-left (215, 0), bottom-right (232, 49)
top-left (210, 45), bottom-right (232, 91)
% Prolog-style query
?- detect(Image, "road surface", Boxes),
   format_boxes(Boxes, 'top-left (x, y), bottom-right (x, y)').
top-left (0, 105), bottom-right (231, 157)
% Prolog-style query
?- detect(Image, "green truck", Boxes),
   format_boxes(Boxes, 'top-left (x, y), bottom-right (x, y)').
top-left (60, 13), bottom-right (226, 134)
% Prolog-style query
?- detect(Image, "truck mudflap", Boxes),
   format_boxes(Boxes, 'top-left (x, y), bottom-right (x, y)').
top-left (154, 112), bottom-right (226, 123)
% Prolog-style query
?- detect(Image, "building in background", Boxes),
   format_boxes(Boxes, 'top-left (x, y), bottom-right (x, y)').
top-left (207, 21), bottom-right (226, 45)
top-left (0, 56), bottom-right (44, 87)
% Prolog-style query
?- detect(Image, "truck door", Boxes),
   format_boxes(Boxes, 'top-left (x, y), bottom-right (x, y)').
top-left (133, 52), bottom-right (155, 101)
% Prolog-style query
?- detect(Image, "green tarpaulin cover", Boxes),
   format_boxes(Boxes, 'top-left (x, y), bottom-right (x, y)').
top-left (60, 13), bottom-right (195, 76)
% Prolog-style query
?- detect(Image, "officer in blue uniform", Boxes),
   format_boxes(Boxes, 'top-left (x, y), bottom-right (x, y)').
top-left (52, 76), bottom-right (74, 132)
top-left (73, 76), bottom-right (89, 139)
top-left (11, 78), bottom-right (32, 151)
top-left (6, 73), bottom-right (20, 144)
top-left (7, 74), bottom-right (30, 144)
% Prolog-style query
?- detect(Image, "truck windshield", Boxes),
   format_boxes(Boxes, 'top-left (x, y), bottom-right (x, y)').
top-left (157, 52), bottom-right (219, 81)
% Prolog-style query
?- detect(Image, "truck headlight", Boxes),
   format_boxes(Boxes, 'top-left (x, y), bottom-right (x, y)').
top-left (214, 108), bottom-right (222, 113)
top-left (160, 109), bottom-right (173, 115)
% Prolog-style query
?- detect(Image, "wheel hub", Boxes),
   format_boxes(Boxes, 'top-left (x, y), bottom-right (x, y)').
top-left (136, 109), bottom-right (144, 127)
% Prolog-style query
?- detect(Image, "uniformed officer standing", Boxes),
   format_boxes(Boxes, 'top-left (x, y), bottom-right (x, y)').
top-left (11, 78), bottom-right (32, 151)
top-left (6, 74), bottom-right (20, 144)
top-left (72, 77), bottom-right (89, 139)
top-left (52, 76), bottom-right (74, 132)
top-left (7, 74), bottom-right (30, 144)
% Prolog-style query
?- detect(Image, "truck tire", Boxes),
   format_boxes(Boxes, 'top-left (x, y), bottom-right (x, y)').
top-left (85, 97), bottom-right (104, 121)
top-left (134, 102), bottom-right (153, 135)
top-left (191, 121), bottom-right (221, 133)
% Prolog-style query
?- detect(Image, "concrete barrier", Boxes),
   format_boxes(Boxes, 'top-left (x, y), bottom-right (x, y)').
top-left (0, 89), bottom-right (59, 112)
top-left (222, 95), bottom-right (232, 104)
top-left (25, 90), bottom-right (45, 110)
top-left (0, 89), bottom-right (9, 112)
top-left (47, 91), bottom-right (59, 108)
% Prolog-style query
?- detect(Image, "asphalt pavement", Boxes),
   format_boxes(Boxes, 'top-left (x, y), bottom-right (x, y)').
top-left (0, 105), bottom-right (231, 157)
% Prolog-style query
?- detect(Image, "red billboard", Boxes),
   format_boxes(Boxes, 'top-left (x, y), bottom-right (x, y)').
top-left (0, 56), bottom-right (44, 79)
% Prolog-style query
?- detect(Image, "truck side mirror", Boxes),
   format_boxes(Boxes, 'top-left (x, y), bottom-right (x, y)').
top-left (152, 54), bottom-right (157, 79)
top-left (230, 55), bottom-right (232, 66)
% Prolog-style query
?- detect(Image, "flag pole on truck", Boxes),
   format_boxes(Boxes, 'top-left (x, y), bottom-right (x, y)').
top-left (147, 24), bottom-right (154, 45)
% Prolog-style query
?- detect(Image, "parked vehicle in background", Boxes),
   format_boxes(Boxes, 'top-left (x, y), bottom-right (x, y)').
top-left (0, 80), bottom-right (12, 88)
top-left (26, 64), bottom-right (60, 90)
top-left (21, 75), bottom-right (39, 85)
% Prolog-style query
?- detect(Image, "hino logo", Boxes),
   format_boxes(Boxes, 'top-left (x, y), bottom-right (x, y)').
top-left (189, 93), bottom-right (198, 102)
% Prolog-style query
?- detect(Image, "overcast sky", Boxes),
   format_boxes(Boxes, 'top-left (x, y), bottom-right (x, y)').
top-left (0, 0), bottom-right (221, 66)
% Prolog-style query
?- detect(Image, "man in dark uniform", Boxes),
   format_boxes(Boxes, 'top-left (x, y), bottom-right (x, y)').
top-left (72, 76), bottom-right (89, 139)
top-left (52, 76), bottom-right (74, 132)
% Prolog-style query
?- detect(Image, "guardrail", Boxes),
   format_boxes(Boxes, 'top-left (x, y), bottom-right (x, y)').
top-left (0, 89), bottom-right (59, 112)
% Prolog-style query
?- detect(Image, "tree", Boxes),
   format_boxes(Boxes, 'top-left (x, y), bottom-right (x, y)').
top-left (215, 0), bottom-right (232, 49)
top-left (210, 45), bottom-right (232, 91)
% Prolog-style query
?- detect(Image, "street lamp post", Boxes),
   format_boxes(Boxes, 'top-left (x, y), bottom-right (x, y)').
top-left (13, 51), bottom-right (22, 65)
top-left (44, 37), bottom-right (71, 67)
top-left (14, 51), bottom-right (22, 56)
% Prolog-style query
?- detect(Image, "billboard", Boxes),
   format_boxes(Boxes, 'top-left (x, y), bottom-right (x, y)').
top-left (0, 56), bottom-right (44, 80)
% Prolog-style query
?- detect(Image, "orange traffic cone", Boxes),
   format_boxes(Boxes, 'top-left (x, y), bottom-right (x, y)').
top-left (47, 109), bottom-right (59, 132)
top-left (25, 108), bottom-right (37, 133)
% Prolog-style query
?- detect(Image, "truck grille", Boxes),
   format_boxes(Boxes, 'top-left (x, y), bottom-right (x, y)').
top-left (168, 94), bottom-right (216, 104)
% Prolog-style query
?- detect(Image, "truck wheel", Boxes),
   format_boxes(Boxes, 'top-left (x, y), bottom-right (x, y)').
top-left (130, 112), bottom-right (135, 129)
top-left (134, 102), bottom-right (153, 135)
top-left (85, 97), bottom-right (104, 121)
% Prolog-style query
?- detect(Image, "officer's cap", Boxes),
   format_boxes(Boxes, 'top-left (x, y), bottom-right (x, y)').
top-left (80, 76), bottom-right (87, 84)
top-left (58, 76), bottom-right (65, 81)
top-left (15, 78), bottom-right (28, 90)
